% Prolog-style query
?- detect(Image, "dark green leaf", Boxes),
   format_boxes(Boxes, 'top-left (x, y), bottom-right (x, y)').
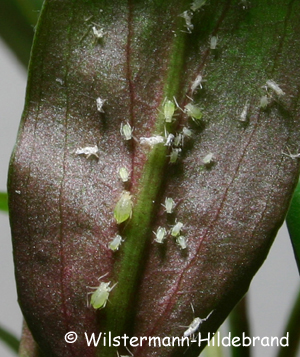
top-left (0, 192), bottom-right (8, 212)
top-left (0, 324), bottom-right (19, 354)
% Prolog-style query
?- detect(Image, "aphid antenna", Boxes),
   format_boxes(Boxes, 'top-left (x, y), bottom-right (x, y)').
top-left (173, 96), bottom-right (185, 113)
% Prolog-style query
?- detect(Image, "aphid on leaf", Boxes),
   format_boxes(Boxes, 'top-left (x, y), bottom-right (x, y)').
top-left (190, 0), bottom-right (207, 12)
top-left (87, 274), bottom-right (117, 309)
top-left (210, 36), bottom-right (218, 50)
top-left (171, 221), bottom-right (183, 237)
top-left (75, 145), bottom-right (99, 159)
top-left (179, 10), bottom-right (194, 33)
top-left (153, 226), bottom-right (167, 244)
top-left (239, 102), bottom-right (249, 122)
top-left (140, 135), bottom-right (165, 148)
top-left (183, 310), bottom-right (214, 338)
top-left (108, 235), bottom-right (124, 251)
top-left (184, 103), bottom-right (203, 123)
top-left (259, 95), bottom-right (271, 109)
top-left (265, 80), bottom-right (285, 97)
top-left (92, 26), bottom-right (105, 39)
top-left (119, 167), bottom-right (130, 183)
top-left (163, 98), bottom-right (176, 123)
top-left (169, 148), bottom-right (181, 163)
top-left (182, 127), bottom-right (193, 139)
top-left (114, 191), bottom-right (133, 224)
top-left (176, 235), bottom-right (187, 250)
top-left (96, 97), bottom-right (107, 113)
top-left (191, 74), bottom-right (204, 94)
top-left (202, 153), bottom-right (214, 166)
top-left (120, 122), bottom-right (133, 141)
top-left (162, 197), bottom-right (176, 214)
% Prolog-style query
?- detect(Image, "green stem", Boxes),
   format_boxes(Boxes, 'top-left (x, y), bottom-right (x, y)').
top-left (276, 288), bottom-right (300, 357)
top-left (228, 296), bottom-right (251, 357)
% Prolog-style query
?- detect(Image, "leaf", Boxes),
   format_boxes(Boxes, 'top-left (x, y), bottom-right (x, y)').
top-left (0, 324), bottom-right (20, 354)
top-left (8, 0), bottom-right (300, 356)
top-left (0, 192), bottom-right (8, 212)
top-left (286, 179), bottom-right (300, 273)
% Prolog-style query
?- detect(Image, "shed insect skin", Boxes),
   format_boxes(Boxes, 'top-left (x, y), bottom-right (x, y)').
top-left (265, 80), bottom-right (285, 97)
top-left (202, 153), bottom-right (214, 166)
top-left (183, 310), bottom-right (214, 338)
top-left (87, 273), bottom-right (117, 309)
top-left (75, 145), bottom-right (99, 159)
top-left (191, 74), bottom-right (205, 94)
top-left (210, 36), bottom-right (218, 50)
top-left (140, 135), bottom-right (165, 148)
top-left (179, 10), bottom-right (194, 33)
top-left (92, 26), bottom-right (105, 39)
top-left (114, 191), bottom-right (133, 224)
top-left (96, 97), bottom-right (107, 113)
top-left (239, 102), bottom-right (249, 122)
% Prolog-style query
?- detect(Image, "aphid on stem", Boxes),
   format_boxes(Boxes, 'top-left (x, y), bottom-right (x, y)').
top-left (163, 97), bottom-right (176, 123)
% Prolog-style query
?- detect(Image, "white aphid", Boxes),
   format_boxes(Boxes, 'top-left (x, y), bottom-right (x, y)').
top-left (165, 133), bottom-right (175, 146)
top-left (153, 226), bottom-right (167, 244)
top-left (191, 0), bottom-right (207, 12)
top-left (203, 153), bottom-right (214, 165)
top-left (171, 221), bottom-right (183, 237)
top-left (92, 26), bottom-right (105, 39)
top-left (162, 197), bottom-right (176, 214)
top-left (87, 274), bottom-right (117, 309)
top-left (191, 74), bottom-right (204, 93)
top-left (96, 97), bottom-right (107, 113)
top-left (260, 95), bottom-right (271, 109)
top-left (183, 310), bottom-right (214, 338)
top-left (210, 36), bottom-right (218, 50)
top-left (75, 145), bottom-right (99, 159)
top-left (108, 235), bottom-right (123, 251)
top-left (266, 80), bottom-right (285, 96)
top-left (169, 148), bottom-right (181, 163)
top-left (176, 235), bottom-right (187, 249)
top-left (120, 122), bottom-right (133, 140)
top-left (239, 102), bottom-right (249, 122)
top-left (179, 10), bottom-right (194, 33)
top-left (182, 127), bottom-right (193, 139)
top-left (119, 167), bottom-right (130, 182)
top-left (140, 135), bottom-right (165, 148)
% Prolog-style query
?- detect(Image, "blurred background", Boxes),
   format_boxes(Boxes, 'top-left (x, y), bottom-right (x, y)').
top-left (0, 37), bottom-right (299, 357)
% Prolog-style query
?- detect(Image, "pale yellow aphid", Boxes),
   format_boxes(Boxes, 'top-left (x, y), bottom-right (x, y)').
top-left (153, 226), bottom-right (167, 244)
top-left (176, 235), bottom-right (187, 250)
top-left (114, 191), bottom-right (133, 224)
top-left (108, 235), bottom-right (124, 251)
top-left (119, 167), bottom-right (130, 183)
top-left (184, 103), bottom-right (203, 123)
top-left (171, 221), bottom-right (183, 237)
top-left (87, 274), bottom-right (117, 310)
top-left (163, 98), bottom-right (176, 123)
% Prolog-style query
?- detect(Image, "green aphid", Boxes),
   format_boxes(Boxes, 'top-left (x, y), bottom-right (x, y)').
top-left (171, 221), bottom-right (183, 237)
top-left (119, 167), bottom-right (130, 182)
top-left (153, 226), bottom-right (167, 244)
top-left (176, 235), bottom-right (187, 250)
top-left (163, 98), bottom-right (176, 123)
top-left (108, 234), bottom-right (123, 251)
top-left (184, 103), bottom-right (203, 123)
top-left (114, 190), bottom-right (133, 224)
top-left (87, 275), bottom-right (117, 309)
